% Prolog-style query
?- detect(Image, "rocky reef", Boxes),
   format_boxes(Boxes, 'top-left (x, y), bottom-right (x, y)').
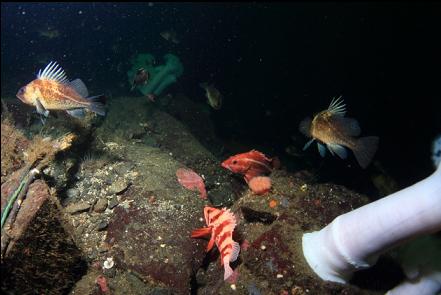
top-left (1, 95), bottom-right (402, 294)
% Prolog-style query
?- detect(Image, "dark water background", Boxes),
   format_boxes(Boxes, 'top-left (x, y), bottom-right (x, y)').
top-left (1, 2), bottom-right (440, 193)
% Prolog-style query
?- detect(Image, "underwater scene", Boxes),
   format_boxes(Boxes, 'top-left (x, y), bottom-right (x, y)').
top-left (1, 2), bottom-right (441, 295)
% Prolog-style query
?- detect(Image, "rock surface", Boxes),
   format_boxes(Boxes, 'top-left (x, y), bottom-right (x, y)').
top-left (1, 95), bottom-right (400, 294)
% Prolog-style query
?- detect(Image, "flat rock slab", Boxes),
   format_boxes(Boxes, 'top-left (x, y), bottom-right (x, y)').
top-left (105, 187), bottom-right (206, 294)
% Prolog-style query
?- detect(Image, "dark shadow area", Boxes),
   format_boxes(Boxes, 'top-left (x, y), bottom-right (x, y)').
top-left (350, 255), bottom-right (405, 292)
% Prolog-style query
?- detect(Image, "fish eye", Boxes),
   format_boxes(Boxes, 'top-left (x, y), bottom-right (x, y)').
top-left (232, 160), bottom-right (237, 164)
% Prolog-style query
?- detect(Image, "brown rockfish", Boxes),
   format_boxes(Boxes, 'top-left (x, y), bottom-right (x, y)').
top-left (200, 83), bottom-right (222, 110)
top-left (130, 67), bottom-right (149, 91)
top-left (299, 96), bottom-right (379, 168)
top-left (16, 61), bottom-right (105, 119)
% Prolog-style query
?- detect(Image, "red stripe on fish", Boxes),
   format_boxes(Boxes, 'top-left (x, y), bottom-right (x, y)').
top-left (221, 244), bottom-right (232, 255)
top-left (209, 210), bottom-right (224, 224)
top-left (218, 231), bottom-right (232, 249)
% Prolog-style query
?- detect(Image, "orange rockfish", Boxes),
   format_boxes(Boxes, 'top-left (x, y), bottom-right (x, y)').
top-left (16, 61), bottom-right (105, 119)
top-left (191, 206), bottom-right (240, 280)
top-left (299, 96), bottom-right (379, 168)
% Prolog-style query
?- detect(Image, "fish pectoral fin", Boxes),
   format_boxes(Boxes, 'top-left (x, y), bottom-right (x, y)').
top-left (39, 116), bottom-right (47, 125)
top-left (206, 236), bottom-right (216, 252)
top-left (317, 142), bottom-right (327, 157)
top-left (66, 108), bottom-right (86, 119)
top-left (191, 227), bottom-right (212, 238)
top-left (229, 241), bottom-right (240, 262)
top-left (303, 138), bottom-right (315, 151)
top-left (35, 99), bottom-right (49, 117)
top-left (327, 143), bottom-right (348, 159)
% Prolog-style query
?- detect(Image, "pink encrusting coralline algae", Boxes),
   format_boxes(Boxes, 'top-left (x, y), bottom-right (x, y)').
top-left (176, 167), bottom-right (207, 199)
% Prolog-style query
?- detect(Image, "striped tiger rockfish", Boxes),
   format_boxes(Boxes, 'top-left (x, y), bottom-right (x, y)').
top-left (16, 61), bottom-right (106, 119)
top-left (191, 206), bottom-right (240, 280)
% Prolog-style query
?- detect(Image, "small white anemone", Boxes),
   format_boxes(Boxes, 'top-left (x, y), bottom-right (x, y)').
top-left (103, 257), bottom-right (114, 269)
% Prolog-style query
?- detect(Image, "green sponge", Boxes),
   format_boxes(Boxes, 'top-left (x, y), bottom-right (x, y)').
top-left (127, 53), bottom-right (183, 97)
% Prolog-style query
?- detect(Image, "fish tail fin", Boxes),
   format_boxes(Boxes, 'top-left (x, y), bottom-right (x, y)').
top-left (352, 136), bottom-right (379, 168)
top-left (223, 262), bottom-right (234, 280)
top-left (191, 227), bottom-right (211, 238)
top-left (87, 94), bottom-right (106, 116)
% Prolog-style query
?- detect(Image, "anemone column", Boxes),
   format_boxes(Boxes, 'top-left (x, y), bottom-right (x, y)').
top-left (302, 165), bottom-right (441, 284)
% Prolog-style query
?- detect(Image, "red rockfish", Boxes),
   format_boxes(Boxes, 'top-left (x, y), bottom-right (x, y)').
top-left (221, 150), bottom-right (279, 183)
top-left (16, 61), bottom-right (105, 119)
top-left (299, 96), bottom-right (379, 168)
top-left (191, 206), bottom-right (240, 280)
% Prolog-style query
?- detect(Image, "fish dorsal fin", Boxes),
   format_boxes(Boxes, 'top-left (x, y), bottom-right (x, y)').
top-left (69, 78), bottom-right (89, 97)
top-left (229, 241), bottom-right (240, 262)
top-left (35, 98), bottom-right (49, 117)
top-left (249, 150), bottom-right (270, 162)
top-left (328, 95), bottom-right (346, 116)
top-left (37, 61), bottom-right (69, 84)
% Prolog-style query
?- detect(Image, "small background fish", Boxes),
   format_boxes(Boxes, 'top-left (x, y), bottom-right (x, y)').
top-left (200, 83), bottom-right (223, 110)
top-left (131, 68), bottom-right (149, 91)
top-left (37, 26), bottom-right (60, 39)
top-left (299, 96), bottom-right (379, 168)
top-left (160, 30), bottom-right (180, 44)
